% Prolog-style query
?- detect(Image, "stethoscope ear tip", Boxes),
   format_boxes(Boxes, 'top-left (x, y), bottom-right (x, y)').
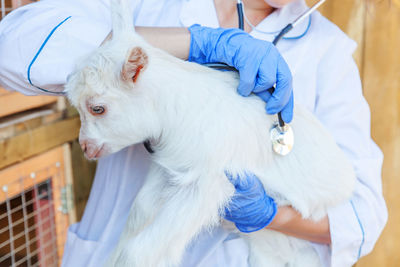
top-left (270, 122), bottom-right (294, 156)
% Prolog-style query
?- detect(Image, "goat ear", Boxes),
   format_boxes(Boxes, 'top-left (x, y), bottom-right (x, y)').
top-left (122, 47), bottom-right (148, 83)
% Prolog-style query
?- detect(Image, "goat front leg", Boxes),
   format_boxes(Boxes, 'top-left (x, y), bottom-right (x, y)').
top-left (124, 164), bottom-right (167, 237)
top-left (107, 164), bottom-right (166, 266)
top-left (111, 172), bottom-right (234, 267)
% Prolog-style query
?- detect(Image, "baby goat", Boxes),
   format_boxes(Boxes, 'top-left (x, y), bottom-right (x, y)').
top-left (65, 0), bottom-right (356, 266)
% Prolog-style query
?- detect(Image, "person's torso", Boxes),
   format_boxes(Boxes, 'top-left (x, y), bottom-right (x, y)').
top-left (62, 0), bottom-right (355, 266)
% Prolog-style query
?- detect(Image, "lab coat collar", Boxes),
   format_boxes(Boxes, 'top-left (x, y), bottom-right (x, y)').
top-left (179, 0), bottom-right (310, 42)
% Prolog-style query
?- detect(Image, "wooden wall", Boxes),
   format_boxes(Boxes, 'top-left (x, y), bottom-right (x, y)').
top-left (307, 0), bottom-right (400, 265)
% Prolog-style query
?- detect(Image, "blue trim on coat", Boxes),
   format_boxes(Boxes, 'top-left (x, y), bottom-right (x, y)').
top-left (350, 200), bottom-right (365, 259)
top-left (27, 16), bottom-right (72, 95)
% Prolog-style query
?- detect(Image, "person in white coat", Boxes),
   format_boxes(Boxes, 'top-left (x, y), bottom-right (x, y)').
top-left (0, 0), bottom-right (387, 266)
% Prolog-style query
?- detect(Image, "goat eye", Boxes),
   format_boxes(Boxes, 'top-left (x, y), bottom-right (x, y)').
top-left (91, 105), bottom-right (105, 115)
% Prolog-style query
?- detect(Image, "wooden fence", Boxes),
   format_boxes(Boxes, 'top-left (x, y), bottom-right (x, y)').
top-left (309, 0), bottom-right (400, 265)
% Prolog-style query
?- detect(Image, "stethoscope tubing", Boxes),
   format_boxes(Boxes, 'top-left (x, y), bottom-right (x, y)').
top-left (234, 0), bottom-right (326, 128)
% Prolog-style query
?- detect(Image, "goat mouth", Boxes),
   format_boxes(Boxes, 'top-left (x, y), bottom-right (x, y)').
top-left (85, 144), bottom-right (105, 160)
top-left (93, 145), bottom-right (105, 159)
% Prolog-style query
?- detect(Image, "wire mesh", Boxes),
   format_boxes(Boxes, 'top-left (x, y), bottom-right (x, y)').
top-left (0, 164), bottom-right (69, 267)
top-left (0, 0), bottom-right (38, 20)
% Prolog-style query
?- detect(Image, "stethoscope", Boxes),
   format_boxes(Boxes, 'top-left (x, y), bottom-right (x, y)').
top-left (207, 0), bottom-right (327, 156)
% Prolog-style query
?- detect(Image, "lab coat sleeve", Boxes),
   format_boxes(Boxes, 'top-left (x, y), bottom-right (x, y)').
top-left (0, 0), bottom-right (112, 96)
top-left (312, 36), bottom-right (388, 267)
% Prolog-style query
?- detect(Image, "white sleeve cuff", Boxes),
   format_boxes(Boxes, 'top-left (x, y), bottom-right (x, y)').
top-left (311, 200), bottom-right (364, 267)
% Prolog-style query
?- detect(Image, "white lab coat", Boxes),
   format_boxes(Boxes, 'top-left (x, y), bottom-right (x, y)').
top-left (0, 0), bottom-right (387, 266)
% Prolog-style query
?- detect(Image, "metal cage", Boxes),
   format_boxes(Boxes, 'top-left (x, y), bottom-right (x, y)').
top-left (0, 146), bottom-right (74, 267)
top-left (1, 179), bottom-right (59, 266)
top-left (0, 0), bottom-right (37, 20)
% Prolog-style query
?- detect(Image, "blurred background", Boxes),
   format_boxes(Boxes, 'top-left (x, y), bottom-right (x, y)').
top-left (316, 1), bottom-right (400, 266)
top-left (0, 0), bottom-right (398, 266)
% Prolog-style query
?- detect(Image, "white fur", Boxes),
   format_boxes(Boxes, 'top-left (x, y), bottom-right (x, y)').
top-left (65, 1), bottom-right (356, 266)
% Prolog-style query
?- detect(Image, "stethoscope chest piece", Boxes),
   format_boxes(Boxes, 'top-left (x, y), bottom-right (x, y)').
top-left (270, 123), bottom-right (294, 156)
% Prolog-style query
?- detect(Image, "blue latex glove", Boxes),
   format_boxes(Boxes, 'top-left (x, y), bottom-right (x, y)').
top-left (188, 24), bottom-right (293, 123)
top-left (225, 172), bottom-right (277, 233)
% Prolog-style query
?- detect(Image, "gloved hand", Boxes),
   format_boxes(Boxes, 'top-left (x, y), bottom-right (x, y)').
top-left (188, 24), bottom-right (293, 123)
top-left (225, 171), bottom-right (277, 233)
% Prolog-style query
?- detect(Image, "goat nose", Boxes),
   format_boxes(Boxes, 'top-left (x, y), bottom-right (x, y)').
top-left (80, 140), bottom-right (87, 153)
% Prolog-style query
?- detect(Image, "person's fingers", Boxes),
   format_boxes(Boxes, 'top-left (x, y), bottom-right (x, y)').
top-left (266, 56), bottom-right (292, 114)
top-left (280, 92), bottom-right (294, 123)
top-left (253, 69), bottom-right (276, 94)
top-left (253, 45), bottom-right (276, 93)
top-left (237, 70), bottom-right (257, 97)
top-left (225, 171), bottom-right (257, 191)
top-left (225, 171), bottom-right (236, 183)
top-left (236, 46), bottom-right (264, 96)
top-left (235, 172), bottom-right (258, 191)
top-left (255, 90), bottom-right (272, 103)
top-left (225, 171), bottom-right (244, 189)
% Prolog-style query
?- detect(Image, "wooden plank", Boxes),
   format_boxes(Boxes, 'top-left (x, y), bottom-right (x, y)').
top-left (51, 151), bottom-right (68, 266)
top-left (356, 0), bottom-right (400, 266)
top-left (0, 109), bottom-right (62, 139)
top-left (0, 116), bottom-right (80, 169)
top-left (0, 92), bottom-right (58, 118)
top-left (0, 146), bottom-right (64, 202)
top-left (63, 143), bottom-right (77, 224)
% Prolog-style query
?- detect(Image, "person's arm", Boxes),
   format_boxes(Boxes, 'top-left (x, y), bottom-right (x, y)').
top-left (136, 25), bottom-right (294, 122)
top-left (224, 172), bottom-right (331, 245)
top-left (268, 206), bottom-right (331, 244)
top-left (103, 27), bottom-right (190, 59)
top-left (136, 27), bottom-right (190, 60)
top-left (225, 172), bottom-right (331, 244)
top-left (1, 9), bottom-right (292, 119)
top-left (0, 6), bottom-right (190, 96)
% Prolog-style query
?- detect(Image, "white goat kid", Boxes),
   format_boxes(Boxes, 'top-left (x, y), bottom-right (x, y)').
top-left (65, 0), bottom-right (356, 266)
